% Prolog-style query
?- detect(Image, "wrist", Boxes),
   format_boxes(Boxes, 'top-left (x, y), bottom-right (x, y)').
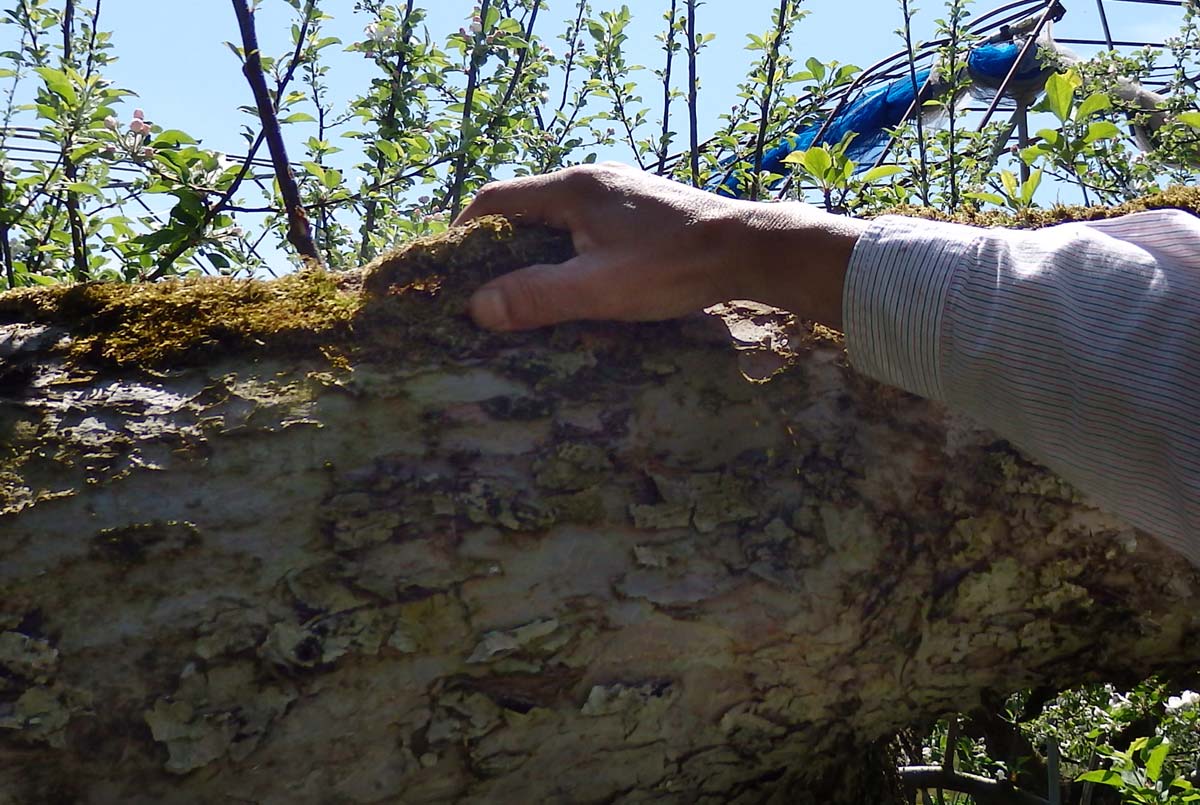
top-left (730, 201), bottom-right (866, 332)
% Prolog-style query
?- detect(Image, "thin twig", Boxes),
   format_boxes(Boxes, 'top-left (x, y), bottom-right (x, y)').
top-left (685, 0), bottom-right (700, 185)
top-left (750, 0), bottom-right (791, 201)
top-left (61, 0), bottom-right (89, 281)
top-left (603, 38), bottom-right (647, 169)
top-left (556, 0), bottom-right (589, 116)
top-left (148, 131), bottom-right (266, 280)
top-left (448, 0), bottom-right (493, 222)
top-left (359, 0), bottom-right (416, 262)
top-left (154, 0), bottom-right (315, 278)
top-left (231, 0), bottom-right (322, 267)
top-left (900, 0), bottom-right (930, 206)
top-left (658, 0), bottom-right (679, 174)
top-left (946, 0), bottom-right (964, 210)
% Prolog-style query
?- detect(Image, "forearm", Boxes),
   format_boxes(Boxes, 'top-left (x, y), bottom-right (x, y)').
top-left (840, 210), bottom-right (1200, 566)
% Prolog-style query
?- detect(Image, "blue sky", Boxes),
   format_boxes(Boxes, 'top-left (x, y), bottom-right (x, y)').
top-left (81, 0), bottom-right (1187, 160)
top-left (2, 1), bottom-right (1190, 271)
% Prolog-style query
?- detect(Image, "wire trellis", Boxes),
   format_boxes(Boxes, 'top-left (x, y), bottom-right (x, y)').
top-left (655, 0), bottom-right (1197, 202)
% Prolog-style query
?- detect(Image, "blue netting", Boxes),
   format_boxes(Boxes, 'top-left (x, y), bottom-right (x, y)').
top-left (967, 41), bottom-right (1044, 83)
top-left (714, 35), bottom-right (1051, 197)
top-left (713, 67), bottom-right (933, 196)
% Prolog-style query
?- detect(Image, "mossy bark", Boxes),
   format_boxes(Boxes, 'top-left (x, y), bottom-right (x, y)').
top-left (1, 213), bottom-right (1198, 804)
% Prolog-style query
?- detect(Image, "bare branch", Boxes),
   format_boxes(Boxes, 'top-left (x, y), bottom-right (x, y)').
top-left (230, 0), bottom-right (322, 268)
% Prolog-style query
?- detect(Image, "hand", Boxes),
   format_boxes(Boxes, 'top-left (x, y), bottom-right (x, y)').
top-left (454, 162), bottom-right (865, 331)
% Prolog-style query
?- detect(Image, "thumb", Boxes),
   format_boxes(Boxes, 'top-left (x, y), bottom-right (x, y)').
top-left (467, 254), bottom-right (605, 331)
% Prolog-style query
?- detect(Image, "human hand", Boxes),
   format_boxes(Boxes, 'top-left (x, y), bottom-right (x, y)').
top-left (454, 162), bottom-right (864, 331)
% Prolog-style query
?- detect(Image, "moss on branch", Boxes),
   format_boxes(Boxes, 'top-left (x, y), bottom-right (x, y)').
top-left (0, 216), bottom-right (572, 370)
top-left (1, 185), bottom-right (1198, 372)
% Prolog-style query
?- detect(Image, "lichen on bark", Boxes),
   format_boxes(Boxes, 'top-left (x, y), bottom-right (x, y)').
top-left (1, 202), bottom-right (1199, 804)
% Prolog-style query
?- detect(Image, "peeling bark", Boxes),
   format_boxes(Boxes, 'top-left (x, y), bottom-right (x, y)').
top-left (1, 220), bottom-right (1198, 804)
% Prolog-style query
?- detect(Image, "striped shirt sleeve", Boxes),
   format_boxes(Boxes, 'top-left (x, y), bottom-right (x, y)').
top-left (843, 210), bottom-right (1200, 567)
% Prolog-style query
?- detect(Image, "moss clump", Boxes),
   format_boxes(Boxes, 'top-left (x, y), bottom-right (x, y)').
top-left (0, 188), bottom-right (1194, 372)
top-left (361, 215), bottom-right (573, 303)
top-left (881, 184), bottom-right (1200, 228)
top-left (0, 268), bottom-right (360, 368)
top-left (0, 216), bottom-right (573, 371)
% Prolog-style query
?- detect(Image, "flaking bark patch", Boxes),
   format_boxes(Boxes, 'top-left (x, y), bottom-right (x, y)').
top-left (2, 198), bottom-right (1199, 803)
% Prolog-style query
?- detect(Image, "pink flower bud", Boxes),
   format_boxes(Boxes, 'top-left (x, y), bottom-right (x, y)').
top-left (130, 119), bottom-right (150, 135)
top-left (469, 21), bottom-right (482, 33)
top-left (133, 108), bottom-right (145, 120)
top-left (103, 116), bottom-right (118, 130)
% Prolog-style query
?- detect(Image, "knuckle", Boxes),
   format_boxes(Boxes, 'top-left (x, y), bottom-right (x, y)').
top-left (560, 164), bottom-right (602, 193)
top-left (560, 162), bottom-right (628, 195)
top-left (473, 181), bottom-right (501, 202)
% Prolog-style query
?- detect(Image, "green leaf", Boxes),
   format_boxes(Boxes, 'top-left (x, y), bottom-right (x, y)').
top-left (1042, 72), bottom-right (1076, 123)
top-left (302, 161), bottom-right (327, 185)
top-left (1021, 168), bottom-right (1042, 205)
top-left (860, 164), bottom-right (903, 183)
top-left (482, 4), bottom-right (501, 32)
top-left (1076, 770), bottom-right (1122, 787)
top-left (66, 181), bottom-right (102, 196)
top-left (34, 66), bottom-right (77, 106)
top-left (1000, 169), bottom-right (1018, 198)
top-left (206, 252), bottom-right (231, 270)
top-left (1076, 92), bottom-right (1112, 119)
top-left (282, 112), bottom-right (316, 124)
top-left (963, 191), bottom-right (1007, 207)
top-left (152, 129), bottom-right (198, 147)
top-left (1145, 740), bottom-right (1169, 782)
top-left (1019, 145), bottom-right (1045, 165)
top-left (375, 140), bottom-right (399, 161)
top-left (802, 147), bottom-right (832, 179)
top-left (1035, 128), bottom-right (1062, 147)
top-left (1084, 121), bottom-right (1122, 144)
top-left (1177, 111), bottom-right (1200, 130)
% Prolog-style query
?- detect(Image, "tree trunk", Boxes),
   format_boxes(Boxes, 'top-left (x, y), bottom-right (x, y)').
top-left (1, 217), bottom-right (1197, 804)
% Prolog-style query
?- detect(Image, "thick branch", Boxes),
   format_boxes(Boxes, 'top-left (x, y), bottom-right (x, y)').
top-left (230, 0), bottom-right (322, 267)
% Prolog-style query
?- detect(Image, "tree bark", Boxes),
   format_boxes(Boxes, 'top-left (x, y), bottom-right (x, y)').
top-left (1, 217), bottom-right (1198, 804)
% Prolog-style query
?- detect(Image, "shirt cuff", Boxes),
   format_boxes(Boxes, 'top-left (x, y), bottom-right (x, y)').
top-left (842, 215), bottom-right (981, 403)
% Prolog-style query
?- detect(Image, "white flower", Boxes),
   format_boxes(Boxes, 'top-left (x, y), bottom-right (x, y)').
top-left (365, 21), bottom-right (394, 44)
top-left (1166, 690), bottom-right (1200, 713)
top-left (468, 20), bottom-right (482, 34)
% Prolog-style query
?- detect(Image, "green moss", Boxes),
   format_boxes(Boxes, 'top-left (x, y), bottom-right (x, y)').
top-left (0, 267), bottom-right (360, 368)
top-left (0, 216), bottom-right (573, 372)
top-left (881, 184), bottom-right (1200, 228)
top-left (1, 189), bottom-right (1195, 374)
top-left (360, 215), bottom-right (573, 303)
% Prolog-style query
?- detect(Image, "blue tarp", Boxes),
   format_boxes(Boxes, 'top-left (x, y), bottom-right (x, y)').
top-left (715, 37), bottom-right (1047, 196)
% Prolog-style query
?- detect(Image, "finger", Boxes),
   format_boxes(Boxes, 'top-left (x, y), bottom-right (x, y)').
top-left (453, 163), bottom-right (635, 228)
top-left (453, 172), bottom-right (578, 229)
top-left (468, 253), bottom-right (611, 331)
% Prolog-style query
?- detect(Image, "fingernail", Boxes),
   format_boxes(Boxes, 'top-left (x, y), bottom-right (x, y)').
top-left (470, 288), bottom-right (510, 330)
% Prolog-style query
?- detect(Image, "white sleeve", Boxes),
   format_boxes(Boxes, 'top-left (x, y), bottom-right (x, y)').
top-left (843, 210), bottom-right (1200, 567)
